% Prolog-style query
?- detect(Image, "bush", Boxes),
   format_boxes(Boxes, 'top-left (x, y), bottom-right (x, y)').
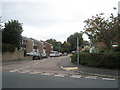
top-left (71, 52), bottom-right (120, 69)
top-left (82, 47), bottom-right (90, 53)
top-left (2, 43), bottom-right (15, 52)
top-left (70, 53), bottom-right (77, 63)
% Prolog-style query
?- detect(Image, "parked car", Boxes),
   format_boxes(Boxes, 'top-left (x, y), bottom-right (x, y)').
top-left (41, 53), bottom-right (47, 58)
top-left (63, 52), bottom-right (67, 56)
top-left (59, 53), bottom-right (63, 56)
top-left (50, 51), bottom-right (59, 57)
top-left (27, 52), bottom-right (34, 56)
top-left (32, 52), bottom-right (42, 60)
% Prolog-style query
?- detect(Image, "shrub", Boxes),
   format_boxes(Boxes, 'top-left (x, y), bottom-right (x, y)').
top-left (71, 52), bottom-right (120, 69)
top-left (70, 53), bottom-right (77, 63)
top-left (2, 43), bottom-right (15, 52)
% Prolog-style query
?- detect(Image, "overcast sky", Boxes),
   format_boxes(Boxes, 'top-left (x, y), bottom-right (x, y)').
top-left (2, 0), bottom-right (119, 43)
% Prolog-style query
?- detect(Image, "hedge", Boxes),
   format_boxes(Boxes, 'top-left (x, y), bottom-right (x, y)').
top-left (71, 52), bottom-right (120, 69)
top-left (2, 43), bottom-right (15, 52)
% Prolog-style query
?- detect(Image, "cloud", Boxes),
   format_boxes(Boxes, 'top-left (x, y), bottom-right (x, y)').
top-left (2, 0), bottom-right (119, 42)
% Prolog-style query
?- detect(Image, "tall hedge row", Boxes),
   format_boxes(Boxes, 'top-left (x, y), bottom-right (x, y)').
top-left (71, 52), bottom-right (120, 69)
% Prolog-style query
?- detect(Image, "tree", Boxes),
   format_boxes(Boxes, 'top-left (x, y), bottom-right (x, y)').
top-left (84, 9), bottom-right (119, 50)
top-left (67, 32), bottom-right (83, 52)
top-left (61, 41), bottom-right (71, 53)
top-left (2, 20), bottom-right (23, 52)
top-left (46, 39), bottom-right (62, 51)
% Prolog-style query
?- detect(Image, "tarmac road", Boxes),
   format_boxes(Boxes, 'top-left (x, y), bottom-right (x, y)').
top-left (2, 71), bottom-right (118, 88)
top-left (2, 56), bottom-right (119, 88)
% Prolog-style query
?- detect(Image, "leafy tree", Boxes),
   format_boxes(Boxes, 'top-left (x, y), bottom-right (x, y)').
top-left (67, 32), bottom-right (83, 51)
top-left (84, 9), bottom-right (119, 50)
top-left (46, 39), bottom-right (62, 52)
top-left (83, 40), bottom-right (90, 46)
top-left (2, 20), bottom-right (23, 51)
top-left (61, 41), bottom-right (71, 53)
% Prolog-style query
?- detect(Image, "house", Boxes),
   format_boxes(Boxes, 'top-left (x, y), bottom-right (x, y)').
top-left (30, 38), bottom-right (39, 53)
top-left (21, 36), bottom-right (33, 53)
top-left (44, 42), bottom-right (53, 56)
top-left (38, 40), bottom-right (46, 53)
top-left (21, 37), bottom-right (53, 56)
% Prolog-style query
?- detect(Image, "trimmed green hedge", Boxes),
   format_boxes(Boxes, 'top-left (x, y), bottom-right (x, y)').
top-left (71, 52), bottom-right (120, 69)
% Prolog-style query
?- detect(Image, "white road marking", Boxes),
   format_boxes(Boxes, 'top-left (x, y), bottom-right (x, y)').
top-left (102, 78), bottom-right (115, 81)
top-left (54, 74), bottom-right (67, 77)
top-left (70, 75), bottom-right (81, 78)
top-left (9, 69), bottom-right (18, 72)
top-left (29, 72), bottom-right (41, 74)
top-left (85, 76), bottom-right (97, 79)
top-left (41, 73), bottom-right (52, 76)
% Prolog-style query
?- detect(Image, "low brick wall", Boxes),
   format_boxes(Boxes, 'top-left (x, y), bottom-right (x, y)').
top-left (2, 49), bottom-right (24, 62)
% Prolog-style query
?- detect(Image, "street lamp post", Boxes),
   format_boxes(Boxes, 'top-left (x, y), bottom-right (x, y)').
top-left (77, 37), bottom-right (79, 65)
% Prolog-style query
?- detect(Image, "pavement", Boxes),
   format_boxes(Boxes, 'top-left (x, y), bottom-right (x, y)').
top-left (59, 56), bottom-right (119, 78)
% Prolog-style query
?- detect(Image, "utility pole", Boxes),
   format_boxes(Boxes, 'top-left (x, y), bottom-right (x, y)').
top-left (77, 37), bottom-right (79, 65)
top-left (59, 42), bottom-right (60, 53)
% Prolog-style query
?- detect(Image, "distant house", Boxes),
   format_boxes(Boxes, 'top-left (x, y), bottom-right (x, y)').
top-left (21, 37), bottom-right (53, 56)
top-left (38, 40), bottom-right (45, 53)
top-left (30, 38), bottom-right (39, 53)
top-left (21, 36), bottom-right (33, 53)
top-left (45, 42), bottom-right (53, 56)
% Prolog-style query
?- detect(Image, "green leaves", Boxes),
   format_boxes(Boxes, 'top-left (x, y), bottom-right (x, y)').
top-left (84, 10), bottom-right (119, 50)
top-left (2, 20), bottom-right (23, 51)
top-left (67, 32), bottom-right (83, 51)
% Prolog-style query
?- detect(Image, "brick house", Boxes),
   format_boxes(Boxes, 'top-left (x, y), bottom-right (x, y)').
top-left (38, 40), bottom-right (44, 53)
top-left (21, 36), bottom-right (33, 53)
top-left (44, 42), bottom-right (53, 56)
top-left (21, 37), bottom-right (53, 55)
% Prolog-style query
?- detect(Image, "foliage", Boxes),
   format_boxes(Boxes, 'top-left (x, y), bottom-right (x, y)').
top-left (46, 39), bottom-right (62, 52)
top-left (2, 20), bottom-right (23, 51)
top-left (46, 32), bottom-right (85, 53)
top-left (61, 41), bottom-right (71, 53)
top-left (2, 43), bottom-right (15, 52)
top-left (71, 52), bottom-right (120, 69)
top-left (81, 46), bottom-right (90, 53)
top-left (67, 32), bottom-right (83, 52)
top-left (82, 40), bottom-right (89, 46)
top-left (84, 9), bottom-right (120, 50)
top-left (70, 53), bottom-right (77, 63)
top-left (24, 49), bottom-right (27, 56)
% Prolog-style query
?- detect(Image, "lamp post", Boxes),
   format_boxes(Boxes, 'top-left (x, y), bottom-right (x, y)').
top-left (77, 37), bottom-right (79, 65)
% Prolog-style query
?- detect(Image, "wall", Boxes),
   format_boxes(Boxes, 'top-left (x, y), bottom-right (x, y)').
top-left (2, 49), bottom-right (24, 62)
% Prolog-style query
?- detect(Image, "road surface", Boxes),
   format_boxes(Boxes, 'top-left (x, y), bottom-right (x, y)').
top-left (2, 56), bottom-right (119, 88)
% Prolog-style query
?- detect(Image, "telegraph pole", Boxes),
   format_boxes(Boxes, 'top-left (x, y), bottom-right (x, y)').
top-left (77, 37), bottom-right (79, 65)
